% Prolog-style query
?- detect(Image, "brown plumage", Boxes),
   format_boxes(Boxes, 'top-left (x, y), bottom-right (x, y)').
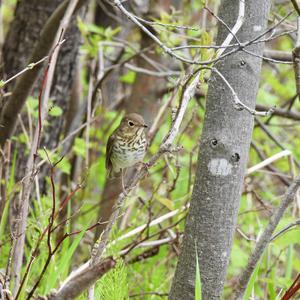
top-left (106, 113), bottom-right (148, 178)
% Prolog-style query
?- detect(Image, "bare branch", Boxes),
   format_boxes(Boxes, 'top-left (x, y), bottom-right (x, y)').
top-left (205, 0), bottom-right (244, 58)
top-left (104, 0), bottom-right (238, 65)
top-left (291, 0), bottom-right (300, 16)
top-left (255, 103), bottom-right (300, 120)
top-left (133, 15), bottom-right (200, 31)
top-left (271, 218), bottom-right (300, 241)
top-left (162, 72), bottom-right (200, 148)
top-left (235, 173), bottom-right (300, 299)
top-left (49, 258), bottom-right (117, 300)
top-left (246, 150), bottom-right (292, 175)
top-left (211, 67), bottom-right (274, 116)
top-left (0, 56), bottom-right (48, 88)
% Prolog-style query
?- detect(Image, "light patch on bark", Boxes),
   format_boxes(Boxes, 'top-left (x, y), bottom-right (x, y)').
top-left (208, 158), bottom-right (232, 176)
top-left (253, 25), bottom-right (262, 32)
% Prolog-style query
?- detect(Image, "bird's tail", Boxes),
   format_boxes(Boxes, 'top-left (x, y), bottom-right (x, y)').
top-left (108, 168), bottom-right (122, 179)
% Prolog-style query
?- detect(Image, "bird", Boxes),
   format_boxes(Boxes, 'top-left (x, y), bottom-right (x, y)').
top-left (105, 113), bottom-right (148, 186)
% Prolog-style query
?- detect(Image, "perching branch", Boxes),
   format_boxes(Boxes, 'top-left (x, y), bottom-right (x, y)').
top-left (47, 68), bottom-right (202, 300)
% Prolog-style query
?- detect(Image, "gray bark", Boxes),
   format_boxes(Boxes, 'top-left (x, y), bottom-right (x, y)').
top-left (169, 1), bottom-right (270, 299)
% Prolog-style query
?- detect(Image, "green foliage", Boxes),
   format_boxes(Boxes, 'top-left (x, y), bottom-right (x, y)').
top-left (2, 2), bottom-right (300, 300)
top-left (0, 149), bottom-right (17, 242)
top-left (120, 71), bottom-right (137, 84)
top-left (243, 260), bottom-right (261, 300)
top-left (46, 229), bottom-right (86, 293)
top-left (77, 16), bottom-right (121, 57)
top-left (38, 149), bottom-right (71, 174)
top-left (26, 96), bottom-right (39, 119)
top-left (94, 260), bottom-right (128, 300)
top-left (195, 245), bottom-right (202, 300)
top-left (73, 137), bottom-right (87, 158)
top-left (48, 105), bottom-right (63, 117)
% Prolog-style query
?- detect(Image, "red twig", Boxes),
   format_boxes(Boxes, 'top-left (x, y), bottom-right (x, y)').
top-left (35, 30), bottom-right (65, 157)
top-left (25, 151), bottom-right (78, 299)
top-left (14, 155), bottom-right (81, 300)
top-left (55, 184), bottom-right (82, 218)
top-left (281, 273), bottom-right (300, 300)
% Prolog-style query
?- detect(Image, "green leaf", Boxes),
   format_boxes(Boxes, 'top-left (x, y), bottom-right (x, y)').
top-left (155, 194), bottom-right (174, 210)
top-left (87, 23), bottom-right (105, 35)
top-left (0, 149), bottom-right (17, 242)
top-left (195, 244), bottom-right (202, 300)
top-left (0, 79), bottom-right (5, 88)
top-left (57, 158), bottom-right (71, 175)
top-left (268, 268), bottom-right (277, 300)
top-left (243, 259), bottom-right (261, 300)
top-left (27, 96), bottom-right (39, 110)
top-left (160, 11), bottom-right (171, 23)
top-left (119, 71), bottom-right (136, 84)
top-left (104, 26), bottom-right (121, 39)
top-left (37, 148), bottom-right (57, 162)
top-left (73, 137), bottom-right (86, 157)
top-left (77, 16), bottom-right (88, 35)
top-left (46, 229), bottom-right (86, 292)
top-left (285, 245), bottom-right (293, 280)
top-left (95, 260), bottom-right (128, 300)
top-left (49, 105), bottom-right (63, 117)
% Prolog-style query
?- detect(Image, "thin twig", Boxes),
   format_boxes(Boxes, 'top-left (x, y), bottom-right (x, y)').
top-left (0, 56), bottom-right (48, 88)
top-left (211, 67), bottom-right (274, 116)
top-left (235, 173), bottom-right (300, 299)
top-left (291, 0), bottom-right (300, 16)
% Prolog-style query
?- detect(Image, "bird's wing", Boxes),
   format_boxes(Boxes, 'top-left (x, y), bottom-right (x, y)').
top-left (105, 133), bottom-right (115, 176)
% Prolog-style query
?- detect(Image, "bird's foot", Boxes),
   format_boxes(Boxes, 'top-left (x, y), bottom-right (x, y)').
top-left (141, 162), bottom-right (150, 176)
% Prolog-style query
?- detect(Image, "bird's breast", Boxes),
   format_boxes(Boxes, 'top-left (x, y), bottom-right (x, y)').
top-left (111, 135), bottom-right (147, 169)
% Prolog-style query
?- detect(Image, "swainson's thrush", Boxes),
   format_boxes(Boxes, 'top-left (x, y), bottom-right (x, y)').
top-left (106, 113), bottom-right (148, 179)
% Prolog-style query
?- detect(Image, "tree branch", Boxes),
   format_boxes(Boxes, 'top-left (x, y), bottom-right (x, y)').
top-left (47, 68), bottom-right (202, 300)
top-left (235, 173), bottom-right (300, 299)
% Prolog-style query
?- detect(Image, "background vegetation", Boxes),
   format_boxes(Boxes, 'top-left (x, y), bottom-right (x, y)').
top-left (0, 0), bottom-right (300, 299)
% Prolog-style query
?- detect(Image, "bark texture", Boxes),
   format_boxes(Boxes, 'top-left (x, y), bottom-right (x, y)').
top-left (169, 1), bottom-right (270, 299)
top-left (2, 0), bottom-right (83, 151)
top-left (0, 0), bottom-right (85, 146)
top-left (1, 0), bottom-right (85, 293)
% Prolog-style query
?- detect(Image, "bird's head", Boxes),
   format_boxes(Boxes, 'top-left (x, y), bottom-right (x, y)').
top-left (118, 113), bottom-right (148, 137)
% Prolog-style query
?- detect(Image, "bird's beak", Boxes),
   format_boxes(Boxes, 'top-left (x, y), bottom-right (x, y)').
top-left (143, 124), bottom-right (148, 128)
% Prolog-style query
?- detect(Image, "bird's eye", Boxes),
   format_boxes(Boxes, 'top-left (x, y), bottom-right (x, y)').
top-left (128, 121), bottom-right (134, 127)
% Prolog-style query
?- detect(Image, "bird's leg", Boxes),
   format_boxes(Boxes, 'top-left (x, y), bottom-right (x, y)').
top-left (121, 168), bottom-right (128, 195)
top-left (137, 161), bottom-right (150, 175)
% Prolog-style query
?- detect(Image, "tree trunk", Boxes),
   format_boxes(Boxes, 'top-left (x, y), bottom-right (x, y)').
top-left (1, 0), bottom-right (84, 294)
top-left (2, 0), bottom-right (84, 169)
top-left (169, 1), bottom-right (270, 299)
